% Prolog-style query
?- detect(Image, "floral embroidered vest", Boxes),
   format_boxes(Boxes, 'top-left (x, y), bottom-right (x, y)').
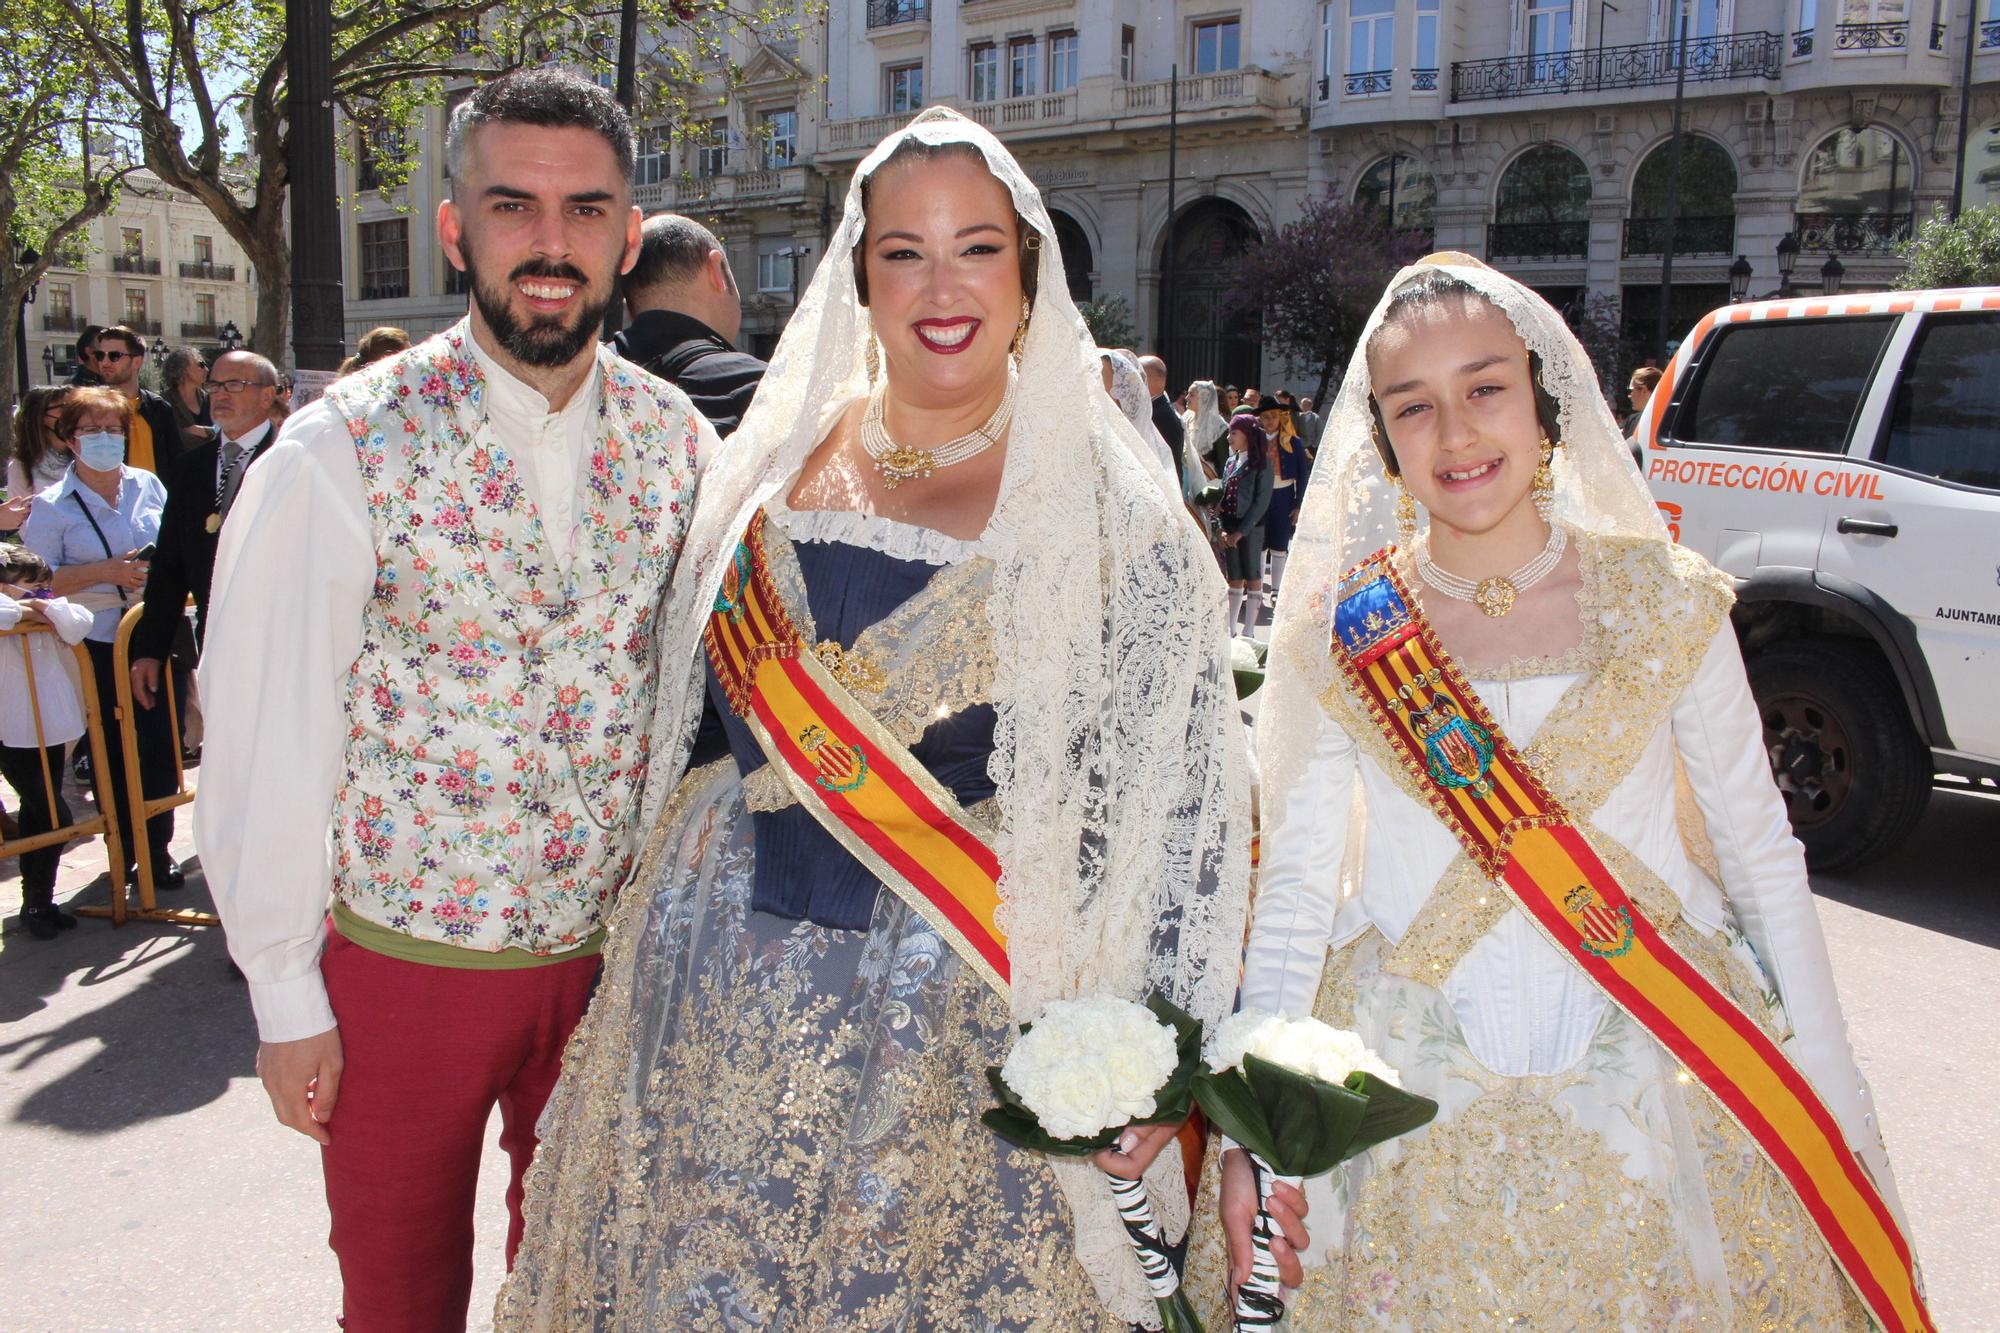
top-left (322, 322), bottom-right (700, 955)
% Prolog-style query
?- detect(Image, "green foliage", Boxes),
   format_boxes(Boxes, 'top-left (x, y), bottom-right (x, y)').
top-left (1191, 1059), bottom-right (1438, 1179)
top-left (1895, 205), bottom-right (2000, 289)
top-left (37, 0), bottom-right (818, 355)
top-left (0, 0), bottom-right (137, 401)
top-left (1076, 294), bottom-right (1136, 349)
top-left (1228, 198), bottom-right (1432, 410)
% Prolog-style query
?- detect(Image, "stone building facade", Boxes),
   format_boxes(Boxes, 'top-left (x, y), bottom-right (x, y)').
top-left (27, 170), bottom-right (259, 383)
top-left (1310, 0), bottom-right (2000, 367)
top-left (337, 1), bottom-right (2000, 388)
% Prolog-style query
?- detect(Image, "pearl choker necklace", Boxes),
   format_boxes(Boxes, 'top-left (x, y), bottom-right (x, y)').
top-left (1414, 524), bottom-right (1567, 618)
top-left (860, 376), bottom-right (1016, 490)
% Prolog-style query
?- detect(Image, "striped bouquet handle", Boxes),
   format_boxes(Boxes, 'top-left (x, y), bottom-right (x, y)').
top-left (1105, 1171), bottom-right (1180, 1301)
top-left (1234, 1154), bottom-right (1296, 1329)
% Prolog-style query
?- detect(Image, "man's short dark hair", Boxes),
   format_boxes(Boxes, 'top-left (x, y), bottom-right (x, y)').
top-left (627, 214), bottom-right (726, 294)
top-left (445, 68), bottom-right (635, 188)
top-left (77, 324), bottom-right (103, 351)
top-left (99, 325), bottom-right (146, 357)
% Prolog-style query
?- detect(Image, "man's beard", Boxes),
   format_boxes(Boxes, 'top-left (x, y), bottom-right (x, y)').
top-left (459, 235), bottom-right (614, 369)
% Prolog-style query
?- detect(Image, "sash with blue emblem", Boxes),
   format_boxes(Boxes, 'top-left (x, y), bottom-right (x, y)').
top-left (1328, 548), bottom-right (1931, 1333)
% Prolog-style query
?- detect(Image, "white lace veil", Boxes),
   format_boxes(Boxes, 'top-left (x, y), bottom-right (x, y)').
top-left (638, 107), bottom-right (1249, 1323)
top-left (1257, 252), bottom-right (1665, 862)
top-left (1184, 380), bottom-right (1225, 459)
top-left (1102, 346), bottom-right (1181, 486)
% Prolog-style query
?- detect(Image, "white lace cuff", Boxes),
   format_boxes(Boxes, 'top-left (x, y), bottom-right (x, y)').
top-left (767, 490), bottom-right (988, 566)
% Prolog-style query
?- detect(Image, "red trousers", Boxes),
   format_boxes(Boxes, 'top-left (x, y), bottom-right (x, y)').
top-left (318, 921), bottom-right (597, 1333)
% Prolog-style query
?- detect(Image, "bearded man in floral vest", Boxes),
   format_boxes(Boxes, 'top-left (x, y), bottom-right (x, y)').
top-left (197, 70), bottom-right (715, 1332)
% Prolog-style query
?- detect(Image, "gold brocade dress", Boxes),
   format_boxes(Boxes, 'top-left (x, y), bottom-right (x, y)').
top-left (1185, 535), bottom-right (1878, 1331)
top-left (497, 517), bottom-right (1122, 1332)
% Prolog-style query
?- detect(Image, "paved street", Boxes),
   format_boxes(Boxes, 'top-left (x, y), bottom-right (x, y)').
top-left (2, 774), bottom-right (1996, 1331)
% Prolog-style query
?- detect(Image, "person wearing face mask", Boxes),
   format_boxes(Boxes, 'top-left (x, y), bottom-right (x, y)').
top-left (20, 385), bottom-right (177, 891)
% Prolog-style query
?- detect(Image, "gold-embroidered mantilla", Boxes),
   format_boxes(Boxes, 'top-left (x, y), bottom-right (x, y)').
top-left (1184, 534), bottom-right (1903, 1329)
top-left (1317, 543), bottom-right (1927, 1332)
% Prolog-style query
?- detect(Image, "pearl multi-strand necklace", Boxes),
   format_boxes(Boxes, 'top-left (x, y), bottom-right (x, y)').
top-left (1414, 523), bottom-right (1568, 618)
top-left (859, 376), bottom-right (1017, 489)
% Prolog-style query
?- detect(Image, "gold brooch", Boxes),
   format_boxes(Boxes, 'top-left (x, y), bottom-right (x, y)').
top-left (813, 640), bottom-right (887, 694)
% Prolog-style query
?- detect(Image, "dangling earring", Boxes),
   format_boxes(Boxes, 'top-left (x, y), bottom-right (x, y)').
top-left (863, 311), bottom-right (881, 386)
top-left (1395, 480), bottom-right (1419, 546)
top-left (1009, 295), bottom-right (1031, 363)
top-left (1533, 438), bottom-right (1555, 521)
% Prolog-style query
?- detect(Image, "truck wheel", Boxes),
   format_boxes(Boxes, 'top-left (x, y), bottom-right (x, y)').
top-left (1748, 641), bottom-right (1931, 872)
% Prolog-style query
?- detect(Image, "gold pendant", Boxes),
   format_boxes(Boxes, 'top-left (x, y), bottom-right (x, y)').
top-left (873, 445), bottom-right (933, 490)
top-left (205, 513), bottom-right (222, 534)
top-left (1473, 576), bottom-right (1517, 617)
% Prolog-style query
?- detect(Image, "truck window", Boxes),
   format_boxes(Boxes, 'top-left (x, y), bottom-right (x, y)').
top-left (1675, 316), bottom-right (1893, 453)
top-left (1881, 311), bottom-right (2000, 491)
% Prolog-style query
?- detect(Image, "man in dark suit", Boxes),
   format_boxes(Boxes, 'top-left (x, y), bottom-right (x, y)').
top-left (1140, 354), bottom-right (1187, 487)
top-left (129, 350), bottom-right (281, 715)
top-left (611, 213), bottom-right (766, 438)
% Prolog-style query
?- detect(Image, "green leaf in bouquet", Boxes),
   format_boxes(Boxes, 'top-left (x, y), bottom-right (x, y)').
top-left (1188, 1067), bottom-right (1282, 1164)
top-left (979, 1101), bottom-right (1123, 1158)
top-left (1243, 1053), bottom-right (1370, 1178)
top-left (1339, 1070), bottom-right (1439, 1161)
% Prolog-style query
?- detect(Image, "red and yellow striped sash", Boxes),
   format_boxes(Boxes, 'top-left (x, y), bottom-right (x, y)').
top-left (704, 512), bottom-right (1008, 997)
top-left (1330, 550), bottom-right (1930, 1333)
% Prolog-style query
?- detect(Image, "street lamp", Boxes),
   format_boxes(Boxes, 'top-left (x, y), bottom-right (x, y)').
top-left (151, 338), bottom-right (169, 370)
top-left (218, 320), bottom-right (243, 351)
top-left (1820, 253), bottom-right (1846, 297)
top-left (13, 245), bottom-right (37, 405)
top-left (777, 244), bottom-right (812, 308)
top-left (41, 344), bottom-right (55, 385)
top-left (1728, 254), bottom-right (1753, 303)
top-left (1775, 232), bottom-right (1801, 298)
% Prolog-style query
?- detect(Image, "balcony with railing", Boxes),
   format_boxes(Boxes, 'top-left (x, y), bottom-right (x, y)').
top-left (631, 163), bottom-right (811, 212)
top-left (1114, 68), bottom-right (1290, 118)
top-left (180, 320), bottom-right (223, 339)
top-left (359, 282), bottom-right (409, 301)
top-left (112, 255), bottom-right (162, 275)
top-left (1345, 70), bottom-right (1392, 96)
top-left (1487, 221), bottom-right (1589, 261)
top-left (1411, 67), bottom-right (1439, 91)
top-left (179, 260), bottom-right (236, 281)
top-left (1794, 211), bottom-right (1913, 255)
top-left (964, 91), bottom-right (1076, 133)
top-left (125, 319), bottom-right (163, 335)
top-left (41, 312), bottom-right (84, 332)
top-left (1452, 31), bottom-right (1781, 102)
top-left (866, 0), bottom-right (926, 28)
top-left (1984, 19), bottom-right (2000, 49)
top-left (1622, 216), bottom-right (1735, 258)
top-left (1833, 21), bottom-right (1907, 51)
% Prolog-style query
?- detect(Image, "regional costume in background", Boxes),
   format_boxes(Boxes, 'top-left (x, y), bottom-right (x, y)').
top-left (499, 109), bottom-right (1250, 1331)
top-left (1186, 258), bottom-right (1925, 1329)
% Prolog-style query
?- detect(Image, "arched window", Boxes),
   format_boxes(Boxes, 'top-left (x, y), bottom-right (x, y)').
top-left (1491, 144), bottom-right (1591, 260)
top-left (1354, 154), bottom-right (1436, 237)
top-left (1047, 209), bottom-right (1094, 303)
top-left (1157, 198), bottom-right (1263, 389)
top-left (1625, 135), bottom-right (1737, 256)
top-left (1798, 128), bottom-right (1915, 253)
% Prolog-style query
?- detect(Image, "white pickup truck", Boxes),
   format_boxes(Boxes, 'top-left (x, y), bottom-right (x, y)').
top-left (1637, 287), bottom-right (2000, 869)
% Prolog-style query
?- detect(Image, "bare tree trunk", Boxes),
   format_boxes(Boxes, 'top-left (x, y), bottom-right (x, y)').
top-left (246, 234), bottom-right (292, 364)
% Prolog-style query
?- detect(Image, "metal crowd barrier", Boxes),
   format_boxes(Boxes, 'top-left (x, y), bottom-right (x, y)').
top-left (84, 602), bottom-right (214, 926)
top-left (0, 621), bottom-right (130, 922)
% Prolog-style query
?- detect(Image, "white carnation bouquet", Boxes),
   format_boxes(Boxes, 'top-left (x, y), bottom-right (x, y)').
top-left (1193, 1011), bottom-right (1438, 1330)
top-left (986, 993), bottom-right (1207, 1332)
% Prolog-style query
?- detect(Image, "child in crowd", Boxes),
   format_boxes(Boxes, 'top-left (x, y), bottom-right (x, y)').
top-left (0, 547), bottom-right (96, 939)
